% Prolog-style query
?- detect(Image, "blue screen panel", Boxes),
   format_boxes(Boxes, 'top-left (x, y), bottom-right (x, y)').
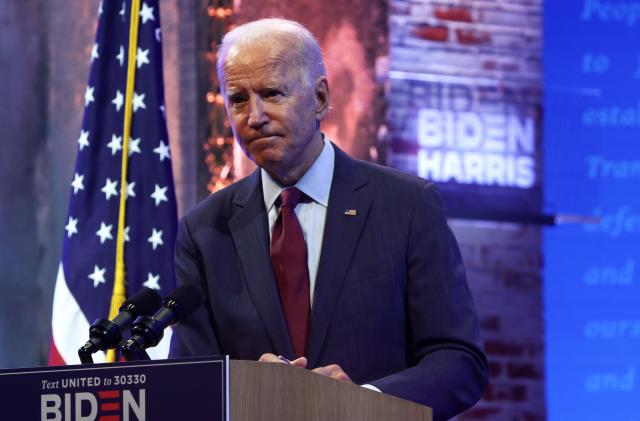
top-left (544, 1), bottom-right (640, 419)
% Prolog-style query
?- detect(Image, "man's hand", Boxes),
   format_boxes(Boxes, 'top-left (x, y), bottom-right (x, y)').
top-left (259, 353), bottom-right (307, 368)
top-left (258, 354), bottom-right (352, 383)
top-left (312, 364), bottom-right (353, 383)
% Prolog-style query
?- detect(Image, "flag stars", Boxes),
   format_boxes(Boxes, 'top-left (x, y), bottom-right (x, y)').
top-left (96, 222), bottom-right (114, 244)
top-left (129, 138), bottom-right (141, 156)
top-left (84, 86), bottom-right (95, 106)
top-left (101, 177), bottom-right (118, 200)
top-left (140, 3), bottom-right (155, 24)
top-left (132, 92), bottom-right (146, 112)
top-left (143, 273), bottom-right (161, 290)
top-left (155, 28), bottom-right (162, 42)
top-left (78, 130), bottom-right (90, 150)
top-left (116, 45), bottom-right (125, 67)
top-left (126, 181), bottom-right (136, 198)
top-left (65, 216), bottom-right (78, 238)
top-left (71, 172), bottom-right (85, 194)
top-left (124, 226), bottom-right (130, 242)
top-left (107, 134), bottom-right (122, 155)
top-left (112, 90), bottom-right (124, 111)
top-left (151, 184), bottom-right (168, 206)
top-left (88, 265), bottom-right (106, 288)
top-left (148, 228), bottom-right (163, 250)
top-left (136, 48), bottom-right (150, 68)
top-left (91, 43), bottom-right (99, 62)
top-left (153, 140), bottom-right (170, 161)
top-left (119, 1), bottom-right (126, 20)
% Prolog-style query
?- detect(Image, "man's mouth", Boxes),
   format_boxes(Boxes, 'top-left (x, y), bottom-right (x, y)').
top-left (249, 134), bottom-right (280, 143)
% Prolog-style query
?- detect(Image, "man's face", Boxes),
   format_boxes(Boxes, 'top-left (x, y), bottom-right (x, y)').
top-left (220, 40), bottom-right (328, 180)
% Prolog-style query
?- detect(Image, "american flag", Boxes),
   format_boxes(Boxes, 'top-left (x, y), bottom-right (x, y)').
top-left (49, 0), bottom-right (177, 365)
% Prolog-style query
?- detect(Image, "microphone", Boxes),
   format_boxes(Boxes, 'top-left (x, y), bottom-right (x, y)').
top-left (78, 287), bottom-right (162, 363)
top-left (120, 284), bottom-right (203, 354)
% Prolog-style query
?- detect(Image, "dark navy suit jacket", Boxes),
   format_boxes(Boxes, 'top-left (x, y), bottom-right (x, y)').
top-left (170, 145), bottom-right (488, 420)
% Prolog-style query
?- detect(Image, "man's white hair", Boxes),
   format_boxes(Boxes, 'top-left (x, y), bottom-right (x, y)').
top-left (217, 18), bottom-right (327, 89)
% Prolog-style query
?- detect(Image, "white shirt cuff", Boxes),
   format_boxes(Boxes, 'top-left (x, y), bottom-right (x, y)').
top-left (361, 383), bottom-right (382, 392)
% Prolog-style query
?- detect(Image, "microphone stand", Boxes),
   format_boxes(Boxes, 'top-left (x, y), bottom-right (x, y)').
top-left (118, 330), bottom-right (153, 362)
top-left (78, 340), bottom-right (150, 363)
top-left (78, 344), bottom-right (95, 364)
top-left (120, 344), bottom-right (151, 362)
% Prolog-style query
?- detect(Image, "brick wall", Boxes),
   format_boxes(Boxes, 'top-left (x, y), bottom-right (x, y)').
top-left (452, 221), bottom-right (544, 420)
top-left (388, 1), bottom-right (545, 419)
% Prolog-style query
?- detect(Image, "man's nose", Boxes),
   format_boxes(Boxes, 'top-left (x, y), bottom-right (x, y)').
top-left (247, 95), bottom-right (269, 129)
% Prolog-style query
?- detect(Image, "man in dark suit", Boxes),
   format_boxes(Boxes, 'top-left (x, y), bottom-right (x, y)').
top-left (170, 18), bottom-right (488, 420)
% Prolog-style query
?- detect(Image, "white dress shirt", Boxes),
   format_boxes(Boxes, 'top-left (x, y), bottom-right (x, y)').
top-left (261, 136), bottom-right (334, 306)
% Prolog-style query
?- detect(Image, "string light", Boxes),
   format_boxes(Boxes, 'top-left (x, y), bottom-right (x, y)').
top-left (207, 6), bottom-right (233, 19)
top-left (202, 0), bottom-right (234, 194)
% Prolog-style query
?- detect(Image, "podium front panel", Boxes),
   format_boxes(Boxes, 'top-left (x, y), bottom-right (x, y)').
top-left (0, 356), bottom-right (228, 421)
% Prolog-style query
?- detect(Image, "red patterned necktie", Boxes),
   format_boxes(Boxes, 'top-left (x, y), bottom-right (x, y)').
top-left (270, 187), bottom-right (311, 358)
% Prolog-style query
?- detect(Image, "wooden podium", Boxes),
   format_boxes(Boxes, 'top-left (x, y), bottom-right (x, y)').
top-left (231, 360), bottom-right (432, 421)
top-left (0, 357), bottom-right (431, 420)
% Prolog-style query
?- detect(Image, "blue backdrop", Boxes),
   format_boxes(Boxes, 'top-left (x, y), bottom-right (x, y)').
top-left (544, 1), bottom-right (640, 419)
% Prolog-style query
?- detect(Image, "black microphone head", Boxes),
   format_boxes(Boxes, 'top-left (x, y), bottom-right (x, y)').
top-left (163, 284), bottom-right (204, 322)
top-left (120, 287), bottom-right (163, 316)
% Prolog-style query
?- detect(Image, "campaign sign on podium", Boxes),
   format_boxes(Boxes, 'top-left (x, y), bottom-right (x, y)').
top-left (0, 356), bottom-right (228, 421)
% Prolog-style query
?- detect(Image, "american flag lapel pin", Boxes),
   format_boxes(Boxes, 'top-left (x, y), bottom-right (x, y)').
top-left (344, 209), bottom-right (357, 216)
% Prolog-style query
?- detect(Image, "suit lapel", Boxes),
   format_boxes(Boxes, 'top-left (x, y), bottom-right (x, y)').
top-left (308, 147), bottom-right (372, 367)
top-left (228, 171), bottom-right (294, 358)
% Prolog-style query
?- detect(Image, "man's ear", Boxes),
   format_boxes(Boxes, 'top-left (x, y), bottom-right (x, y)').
top-left (314, 76), bottom-right (330, 121)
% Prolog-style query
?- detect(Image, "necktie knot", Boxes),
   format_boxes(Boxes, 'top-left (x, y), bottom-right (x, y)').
top-left (280, 187), bottom-right (302, 209)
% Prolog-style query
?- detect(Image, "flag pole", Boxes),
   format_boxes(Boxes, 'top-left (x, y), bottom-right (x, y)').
top-left (106, 0), bottom-right (141, 362)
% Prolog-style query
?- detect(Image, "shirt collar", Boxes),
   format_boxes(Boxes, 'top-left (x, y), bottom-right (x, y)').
top-left (262, 135), bottom-right (335, 212)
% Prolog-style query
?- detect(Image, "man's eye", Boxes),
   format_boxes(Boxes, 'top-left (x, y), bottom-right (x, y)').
top-left (264, 89), bottom-right (283, 98)
top-left (228, 95), bottom-right (247, 105)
